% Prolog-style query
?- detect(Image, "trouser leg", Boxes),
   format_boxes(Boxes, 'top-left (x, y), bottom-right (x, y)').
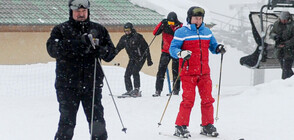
top-left (133, 58), bottom-right (145, 89)
top-left (175, 76), bottom-right (196, 126)
top-left (198, 74), bottom-right (215, 126)
top-left (81, 88), bottom-right (107, 140)
top-left (281, 58), bottom-right (294, 79)
top-left (172, 58), bottom-right (180, 91)
top-left (124, 60), bottom-right (134, 92)
top-left (155, 53), bottom-right (171, 91)
top-left (55, 88), bottom-right (80, 140)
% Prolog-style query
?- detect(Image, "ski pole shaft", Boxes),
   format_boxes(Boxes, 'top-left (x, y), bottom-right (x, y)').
top-left (215, 53), bottom-right (224, 121)
top-left (96, 59), bottom-right (127, 133)
top-left (90, 58), bottom-right (97, 140)
top-left (139, 35), bottom-right (157, 61)
top-left (158, 59), bottom-right (186, 127)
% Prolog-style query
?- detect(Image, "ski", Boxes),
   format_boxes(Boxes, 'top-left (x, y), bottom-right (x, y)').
top-left (158, 132), bottom-right (185, 139)
top-left (200, 131), bottom-right (219, 137)
top-left (116, 91), bottom-right (142, 98)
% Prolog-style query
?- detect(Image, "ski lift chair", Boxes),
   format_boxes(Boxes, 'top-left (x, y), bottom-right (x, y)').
top-left (240, 0), bottom-right (294, 69)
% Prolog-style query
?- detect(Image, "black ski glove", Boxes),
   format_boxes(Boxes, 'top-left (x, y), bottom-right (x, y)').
top-left (80, 33), bottom-right (96, 54)
top-left (93, 45), bottom-right (109, 59)
top-left (147, 60), bottom-right (153, 66)
top-left (216, 44), bottom-right (226, 54)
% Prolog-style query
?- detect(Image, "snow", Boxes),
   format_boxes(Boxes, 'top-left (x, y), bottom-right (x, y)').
top-left (1, 0), bottom-right (294, 140)
top-left (1, 59), bottom-right (294, 140)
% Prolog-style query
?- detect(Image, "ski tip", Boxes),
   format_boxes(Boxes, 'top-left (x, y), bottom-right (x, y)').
top-left (122, 128), bottom-right (127, 133)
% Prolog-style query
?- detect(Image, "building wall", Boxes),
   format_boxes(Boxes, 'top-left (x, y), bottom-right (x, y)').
top-left (0, 31), bottom-right (167, 76)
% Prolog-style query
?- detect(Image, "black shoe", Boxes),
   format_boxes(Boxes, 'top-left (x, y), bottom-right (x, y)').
top-left (200, 124), bottom-right (219, 137)
top-left (174, 125), bottom-right (191, 138)
top-left (152, 90), bottom-right (161, 97)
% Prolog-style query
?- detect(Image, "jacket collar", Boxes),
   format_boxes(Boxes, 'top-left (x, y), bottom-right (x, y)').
top-left (184, 22), bottom-right (205, 31)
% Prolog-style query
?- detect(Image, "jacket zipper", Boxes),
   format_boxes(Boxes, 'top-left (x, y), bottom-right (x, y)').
top-left (197, 28), bottom-right (203, 75)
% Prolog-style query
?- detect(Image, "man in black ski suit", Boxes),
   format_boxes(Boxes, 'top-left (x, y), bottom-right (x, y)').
top-left (46, 0), bottom-right (116, 139)
top-left (115, 22), bottom-right (153, 97)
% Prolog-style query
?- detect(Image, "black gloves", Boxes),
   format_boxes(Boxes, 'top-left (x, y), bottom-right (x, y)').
top-left (161, 19), bottom-right (168, 25)
top-left (216, 44), bottom-right (226, 54)
top-left (147, 59), bottom-right (153, 66)
top-left (80, 33), bottom-right (110, 58)
top-left (94, 45), bottom-right (109, 59)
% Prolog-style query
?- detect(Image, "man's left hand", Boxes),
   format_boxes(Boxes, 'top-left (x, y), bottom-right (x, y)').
top-left (147, 60), bottom-right (153, 66)
top-left (217, 44), bottom-right (226, 54)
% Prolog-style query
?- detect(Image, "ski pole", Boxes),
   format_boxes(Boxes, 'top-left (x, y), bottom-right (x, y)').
top-left (139, 35), bottom-right (157, 61)
top-left (88, 35), bottom-right (127, 140)
top-left (158, 59), bottom-right (186, 127)
top-left (90, 57), bottom-right (97, 139)
top-left (166, 68), bottom-right (172, 94)
top-left (215, 53), bottom-right (224, 121)
top-left (96, 58), bottom-right (127, 133)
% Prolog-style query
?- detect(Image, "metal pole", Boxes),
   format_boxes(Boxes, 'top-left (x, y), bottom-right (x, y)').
top-left (215, 53), bottom-right (224, 121)
top-left (158, 59), bottom-right (186, 127)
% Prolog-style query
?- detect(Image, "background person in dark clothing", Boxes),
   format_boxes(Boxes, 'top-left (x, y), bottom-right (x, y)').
top-left (270, 11), bottom-right (294, 79)
top-left (46, 0), bottom-right (116, 139)
top-left (115, 22), bottom-right (153, 97)
top-left (152, 12), bottom-right (183, 97)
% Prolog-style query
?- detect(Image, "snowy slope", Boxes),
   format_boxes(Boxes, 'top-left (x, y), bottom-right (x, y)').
top-left (1, 0), bottom-right (294, 140)
top-left (0, 62), bottom-right (294, 140)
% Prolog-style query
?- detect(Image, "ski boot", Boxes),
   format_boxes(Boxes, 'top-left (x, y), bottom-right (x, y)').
top-left (172, 89), bottom-right (179, 95)
top-left (166, 89), bottom-right (179, 96)
top-left (174, 125), bottom-right (191, 138)
top-left (122, 90), bottom-right (132, 96)
top-left (200, 124), bottom-right (219, 137)
top-left (152, 90), bottom-right (161, 97)
top-left (129, 88), bottom-right (142, 97)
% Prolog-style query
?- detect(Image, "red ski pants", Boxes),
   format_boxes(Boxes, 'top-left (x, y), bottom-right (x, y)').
top-left (175, 74), bottom-right (215, 126)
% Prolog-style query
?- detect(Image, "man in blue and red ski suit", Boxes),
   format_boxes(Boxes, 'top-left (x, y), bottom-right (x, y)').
top-left (169, 6), bottom-right (225, 138)
top-left (152, 12), bottom-right (183, 97)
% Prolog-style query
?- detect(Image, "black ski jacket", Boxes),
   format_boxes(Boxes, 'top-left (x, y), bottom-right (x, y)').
top-left (115, 30), bottom-right (152, 63)
top-left (47, 18), bottom-right (116, 89)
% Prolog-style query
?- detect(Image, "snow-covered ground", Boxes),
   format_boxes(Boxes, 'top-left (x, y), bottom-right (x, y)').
top-left (1, 58), bottom-right (294, 140)
top-left (1, 0), bottom-right (294, 140)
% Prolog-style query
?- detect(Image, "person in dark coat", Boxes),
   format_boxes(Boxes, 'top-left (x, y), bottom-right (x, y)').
top-left (152, 12), bottom-right (183, 97)
top-left (46, 0), bottom-right (116, 139)
top-left (270, 11), bottom-right (294, 79)
top-left (115, 22), bottom-right (153, 97)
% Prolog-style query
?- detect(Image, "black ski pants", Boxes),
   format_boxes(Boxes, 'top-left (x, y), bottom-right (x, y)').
top-left (155, 52), bottom-right (180, 92)
top-left (124, 58), bottom-right (146, 92)
top-left (54, 87), bottom-right (107, 140)
top-left (279, 58), bottom-right (294, 79)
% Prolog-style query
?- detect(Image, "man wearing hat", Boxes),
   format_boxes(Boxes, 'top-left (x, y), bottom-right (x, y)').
top-left (115, 22), bottom-right (153, 97)
top-left (270, 11), bottom-right (294, 79)
top-left (152, 12), bottom-right (183, 97)
top-left (169, 6), bottom-right (226, 138)
top-left (47, 0), bottom-right (116, 139)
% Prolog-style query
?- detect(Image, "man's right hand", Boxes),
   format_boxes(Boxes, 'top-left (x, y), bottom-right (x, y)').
top-left (177, 50), bottom-right (192, 60)
top-left (81, 33), bottom-right (95, 47)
